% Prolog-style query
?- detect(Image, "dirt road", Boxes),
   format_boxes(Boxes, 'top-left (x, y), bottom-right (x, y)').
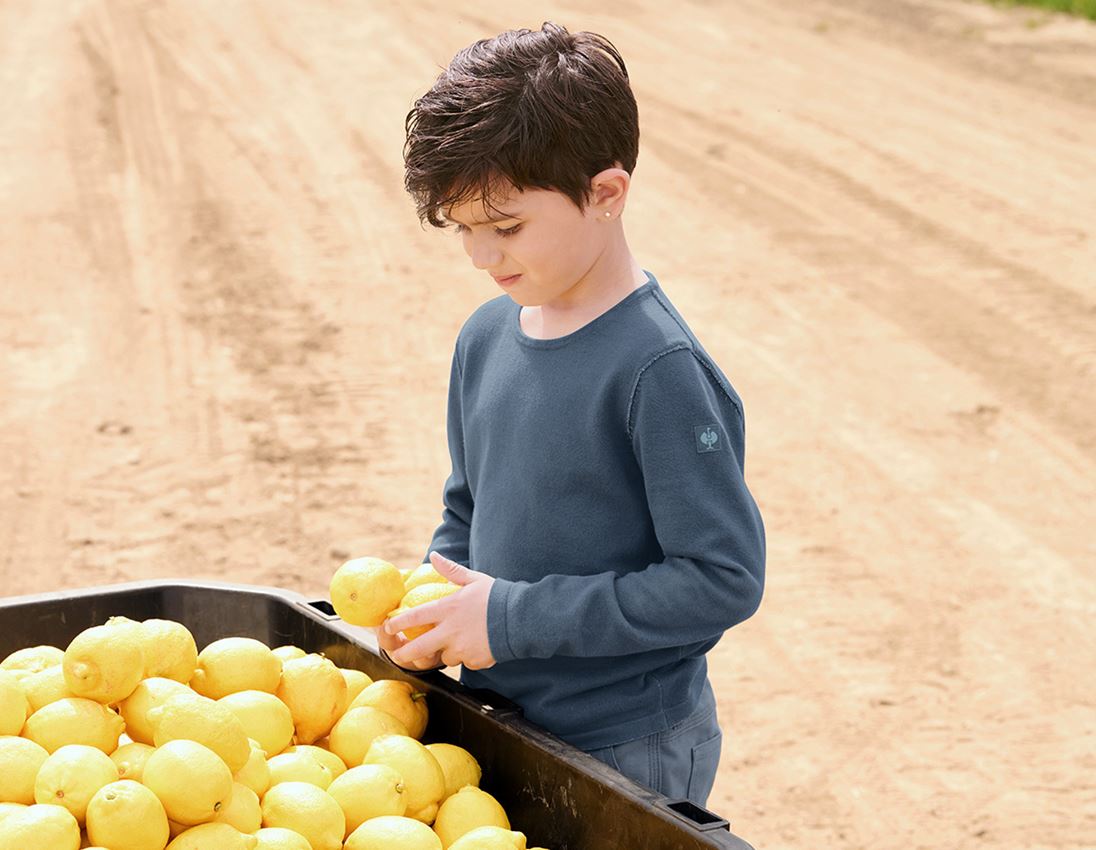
top-left (2, 1), bottom-right (1093, 847)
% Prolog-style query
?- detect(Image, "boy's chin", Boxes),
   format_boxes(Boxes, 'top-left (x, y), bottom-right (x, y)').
top-left (505, 291), bottom-right (539, 308)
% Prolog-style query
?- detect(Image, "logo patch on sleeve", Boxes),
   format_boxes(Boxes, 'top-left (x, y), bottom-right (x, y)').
top-left (694, 424), bottom-right (723, 453)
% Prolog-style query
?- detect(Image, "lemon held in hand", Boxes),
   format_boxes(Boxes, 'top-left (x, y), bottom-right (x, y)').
top-left (387, 582), bottom-right (460, 641)
top-left (330, 557), bottom-right (406, 627)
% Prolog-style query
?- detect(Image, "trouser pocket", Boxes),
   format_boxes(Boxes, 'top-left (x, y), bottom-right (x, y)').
top-left (584, 678), bottom-right (722, 806)
top-left (685, 728), bottom-right (722, 806)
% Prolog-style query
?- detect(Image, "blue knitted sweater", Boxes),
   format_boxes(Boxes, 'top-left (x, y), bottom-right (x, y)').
top-left (425, 270), bottom-right (765, 750)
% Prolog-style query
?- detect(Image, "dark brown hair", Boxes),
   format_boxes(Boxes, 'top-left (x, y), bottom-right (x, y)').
top-left (403, 21), bottom-right (639, 228)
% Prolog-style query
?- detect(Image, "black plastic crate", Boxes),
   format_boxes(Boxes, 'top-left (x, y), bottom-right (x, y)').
top-left (0, 580), bottom-right (756, 850)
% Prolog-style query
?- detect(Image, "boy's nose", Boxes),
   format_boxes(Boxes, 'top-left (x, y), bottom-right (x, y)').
top-left (467, 237), bottom-right (503, 270)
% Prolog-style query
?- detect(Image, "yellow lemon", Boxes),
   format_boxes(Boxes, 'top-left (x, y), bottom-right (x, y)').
top-left (149, 692), bottom-right (251, 773)
top-left (137, 619), bottom-right (198, 683)
top-left (388, 583), bottom-right (461, 640)
top-left (218, 691), bottom-right (294, 756)
top-left (260, 782), bottom-right (344, 850)
top-left (404, 563), bottom-right (448, 593)
top-left (266, 751), bottom-right (333, 790)
top-left (0, 803), bottom-right (25, 827)
top-left (253, 827), bottom-right (312, 850)
top-left (22, 697), bottom-right (124, 754)
top-left (282, 745), bottom-right (347, 779)
top-left (425, 743), bottom-right (482, 800)
top-left (449, 826), bottom-right (527, 850)
top-left (344, 815), bottom-right (442, 850)
top-left (19, 666), bottom-right (73, 714)
top-left (275, 655), bottom-right (347, 745)
top-left (327, 763), bottom-right (407, 838)
top-left (362, 734), bottom-right (445, 824)
top-left (433, 786), bottom-right (510, 849)
top-left (340, 668), bottom-right (373, 704)
top-left (62, 622), bottom-right (144, 705)
top-left (142, 739), bottom-right (233, 826)
top-left (0, 678), bottom-right (27, 737)
top-left (110, 741), bottom-right (154, 782)
top-left (211, 782), bottom-right (261, 833)
top-left (271, 647), bottom-right (306, 664)
top-left (328, 706), bottom-right (408, 768)
top-left (0, 646), bottom-right (63, 674)
top-left (85, 779), bottom-right (169, 850)
top-left (33, 744), bottom-right (118, 825)
top-left (348, 679), bottom-right (429, 740)
top-left (233, 740), bottom-right (271, 798)
top-left (119, 677), bottom-right (192, 745)
top-left (166, 822), bottom-right (258, 849)
top-left (0, 736), bottom-right (49, 804)
top-left (329, 557), bottom-right (406, 627)
top-left (191, 638), bottom-right (282, 699)
top-left (0, 802), bottom-right (79, 850)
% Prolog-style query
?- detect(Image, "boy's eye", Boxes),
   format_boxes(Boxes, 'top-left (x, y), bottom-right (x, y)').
top-left (451, 223), bottom-right (521, 238)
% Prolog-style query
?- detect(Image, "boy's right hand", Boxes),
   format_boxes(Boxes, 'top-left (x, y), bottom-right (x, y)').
top-left (374, 623), bottom-right (445, 672)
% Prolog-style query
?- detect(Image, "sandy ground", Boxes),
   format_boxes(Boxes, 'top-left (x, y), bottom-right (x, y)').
top-left (2, 0), bottom-right (1094, 847)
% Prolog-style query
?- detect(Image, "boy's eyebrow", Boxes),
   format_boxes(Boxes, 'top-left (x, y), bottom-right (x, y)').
top-left (442, 209), bottom-right (522, 225)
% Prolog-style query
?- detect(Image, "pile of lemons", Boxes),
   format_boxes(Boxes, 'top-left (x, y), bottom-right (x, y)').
top-left (0, 559), bottom-right (550, 850)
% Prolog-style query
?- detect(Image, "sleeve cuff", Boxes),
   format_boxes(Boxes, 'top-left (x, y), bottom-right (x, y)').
top-left (486, 578), bottom-right (519, 664)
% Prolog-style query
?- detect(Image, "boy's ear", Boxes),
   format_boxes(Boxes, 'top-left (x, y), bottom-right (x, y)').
top-left (589, 165), bottom-right (630, 215)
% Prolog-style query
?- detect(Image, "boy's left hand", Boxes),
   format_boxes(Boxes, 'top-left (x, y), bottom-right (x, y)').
top-left (385, 551), bottom-right (497, 671)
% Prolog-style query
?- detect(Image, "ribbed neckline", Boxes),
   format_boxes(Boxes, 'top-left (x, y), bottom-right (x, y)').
top-left (512, 270), bottom-right (659, 349)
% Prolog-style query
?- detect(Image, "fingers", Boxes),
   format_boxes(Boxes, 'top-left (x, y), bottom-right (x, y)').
top-left (408, 650), bottom-right (444, 671)
top-left (429, 550), bottom-right (476, 585)
top-left (390, 629), bottom-right (446, 669)
top-left (384, 599), bottom-right (450, 636)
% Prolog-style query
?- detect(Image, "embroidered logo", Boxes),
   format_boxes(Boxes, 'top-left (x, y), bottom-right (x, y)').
top-left (694, 424), bottom-right (722, 453)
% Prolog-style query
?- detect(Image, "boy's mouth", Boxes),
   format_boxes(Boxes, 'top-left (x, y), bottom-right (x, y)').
top-left (492, 274), bottom-right (522, 287)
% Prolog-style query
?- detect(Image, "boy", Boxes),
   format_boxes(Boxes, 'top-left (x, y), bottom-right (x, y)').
top-left (377, 21), bottom-right (765, 808)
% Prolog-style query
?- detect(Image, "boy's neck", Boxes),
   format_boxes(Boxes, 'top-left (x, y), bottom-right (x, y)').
top-left (520, 240), bottom-right (649, 340)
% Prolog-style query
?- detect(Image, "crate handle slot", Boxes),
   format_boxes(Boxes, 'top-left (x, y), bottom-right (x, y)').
top-left (465, 687), bottom-right (525, 719)
top-left (658, 798), bottom-right (730, 832)
top-left (302, 599), bottom-right (340, 621)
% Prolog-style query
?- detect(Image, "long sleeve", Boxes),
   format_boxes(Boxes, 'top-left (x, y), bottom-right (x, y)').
top-left (485, 346), bottom-right (765, 663)
top-left (424, 345), bottom-right (474, 566)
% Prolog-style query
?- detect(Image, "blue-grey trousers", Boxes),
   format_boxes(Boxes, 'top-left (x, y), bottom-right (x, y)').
top-left (584, 677), bottom-right (722, 807)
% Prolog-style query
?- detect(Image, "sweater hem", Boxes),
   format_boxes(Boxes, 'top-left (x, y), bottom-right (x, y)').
top-left (564, 692), bottom-right (700, 751)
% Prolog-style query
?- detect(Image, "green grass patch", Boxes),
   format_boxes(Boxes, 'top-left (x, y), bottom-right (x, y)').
top-left (988, 0), bottom-right (1096, 21)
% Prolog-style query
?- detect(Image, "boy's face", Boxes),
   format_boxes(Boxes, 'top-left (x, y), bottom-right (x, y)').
top-left (441, 174), bottom-right (619, 308)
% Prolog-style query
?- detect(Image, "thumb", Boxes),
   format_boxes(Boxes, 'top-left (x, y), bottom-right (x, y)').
top-left (429, 551), bottom-right (479, 586)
